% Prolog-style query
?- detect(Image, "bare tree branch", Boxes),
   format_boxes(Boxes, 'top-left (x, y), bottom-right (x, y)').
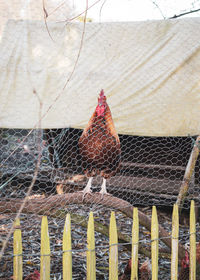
top-left (42, 0), bottom-right (55, 42)
top-left (151, 1), bottom-right (166, 19)
top-left (0, 192), bottom-right (186, 259)
top-left (0, 90), bottom-right (43, 261)
top-left (176, 135), bottom-right (200, 211)
top-left (169, 8), bottom-right (200, 19)
top-left (0, 0), bottom-right (89, 168)
top-left (48, 0), bottom-right (66, 17)
top-left (99, 0), bottom-right (107, 22)
top-left (60, 0), bottom-right (102, 23)
top-left (62, 0), bottom-right (88, 90)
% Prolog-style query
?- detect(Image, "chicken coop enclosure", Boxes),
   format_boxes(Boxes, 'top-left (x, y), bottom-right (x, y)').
top-left (1, 128), bottom-right (200, 207)
top-left (1, 0), bottom-right (200, 279)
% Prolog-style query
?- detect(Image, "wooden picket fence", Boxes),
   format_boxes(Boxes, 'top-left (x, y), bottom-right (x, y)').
top-left (13, 201), bottom-right (197, 280)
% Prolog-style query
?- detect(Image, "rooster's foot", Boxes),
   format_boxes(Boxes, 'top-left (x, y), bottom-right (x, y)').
top-left (81, 177), bottom-right (93, 201)
top-left (99, 189), bottom-right (110, 199)
top-left (99, 178), bottom-right (110, 198)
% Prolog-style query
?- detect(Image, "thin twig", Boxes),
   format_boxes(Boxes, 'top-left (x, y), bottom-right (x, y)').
top-left (1, 1), bottom-right (89, 167)
top-left (47, 0), bottom-right (66, 17)
top-left (99, 0), bottom-right (107, 22)
top-left (0, 159), bottom-right (41, 261)
top-left (42, 0), bottom-right (55, 42)
top-left (169, 8), bottom-right (200, 19)
top-left (62, 0), bottom-right (88, 90)
top-left (0, 90), bottom-right (43, 261)
top-left (58, 0), bottom-right (102, 23)
top-left (151, 1), bottom-right (166, 19)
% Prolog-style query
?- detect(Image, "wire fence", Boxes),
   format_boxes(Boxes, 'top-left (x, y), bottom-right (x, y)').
top-left (0, 128), bottom-right (200, 207)
top-left (1, 205), bottom-right (200, 279)
top-left (1, 0), bottom-right (200, 279)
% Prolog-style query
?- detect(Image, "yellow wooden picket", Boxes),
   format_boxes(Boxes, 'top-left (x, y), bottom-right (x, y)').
top-left (11, 202), bottom-right (198, 279)
top-left (190, 200), bottom-right (196, 280)
top-left (13, 218), bottom-right (23, 280)
top-left (63, 214), bottom-right (72, 280)
top-left (171, 204), bottom-right (179, 280)
top-left (109, 211), bottom-right (118, 280)
top-left (87, 212), bottom-right (96, 280)
top-left (131, 207), bottom-right (139, 280)
top-left (151, 206), bottom-right (159, 280)
top-left (40, 216), bottom-right (50, 280)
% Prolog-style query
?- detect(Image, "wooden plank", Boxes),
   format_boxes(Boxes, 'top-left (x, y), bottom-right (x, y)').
top-left (40, 216), bottom-right (50, 280)
top-left (14, 171), bottom-right (183, 195)
top-left (13, 218), bottom-right (23, 280)
top-left (190, 200), bottom-right (196, 280)
top-left (131, 207), bottom-right (139, 280)
top-left (109, 211), bottom-right (118, 280)
top-left (63, 214), bottom-right (72, 280)
top-left (151, 206), bottom-right (158, 280)
top-left (87, 212), bottom-right (96, 280)
top-left (121, 161), bottom-right (185, 171)
top-left (61, 177), bottom-right (183, 199)
top-left (109, 176), bottom-right (182, 195)
top-left (171, 204), bottom-right (179, 280)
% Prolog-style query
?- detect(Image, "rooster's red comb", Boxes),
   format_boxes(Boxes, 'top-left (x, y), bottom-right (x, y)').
top-left (98, 89), bottom-right (106, 105)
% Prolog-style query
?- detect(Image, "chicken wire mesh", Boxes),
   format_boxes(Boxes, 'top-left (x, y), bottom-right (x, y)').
top-left (0, 129), bottom-right (200, 278)
top-left (1, 0), bottom-right (200, 279)
top-left (0, 128), bottom-right (199, 207)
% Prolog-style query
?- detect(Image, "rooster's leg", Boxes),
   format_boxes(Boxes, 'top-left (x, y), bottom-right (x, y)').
top-left (99, 178), bottom-right (108, 196)
top-left (82, 177), bottom-right (93, 196)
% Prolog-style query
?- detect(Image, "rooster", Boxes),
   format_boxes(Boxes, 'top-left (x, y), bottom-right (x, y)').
top-left (24, 270), bottom-right (40, 280)
top-left (178, 251), bottom-right (189, 280)
top-left (119, 258), bottom-right (151, 280)
top-left (178, 242), bottom-right (200, 280)
top-left (78, 89), bottom-right (121, 196)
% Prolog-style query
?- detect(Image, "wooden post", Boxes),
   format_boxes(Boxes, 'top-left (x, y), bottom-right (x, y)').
top-left (40, 216), bottom-right (50, 280)
top-left (190, 200), bottom-right (196, 280)
top-left (109, 211), bottom-right (118, 280)
top-left (176, 136), bottom-right (200, 211)
top-left (171, 204), bottom-right (179, 280)
top-left (13, 218), bottom-right (23, 280)
top-left (63, 214), bottom-right (72, 280)
top-left (151, 206), bottom-right (159, 280)
top-left (131, 207), bottom-right (139, 280)
top-left (87, 212), bottom-right (96, 280)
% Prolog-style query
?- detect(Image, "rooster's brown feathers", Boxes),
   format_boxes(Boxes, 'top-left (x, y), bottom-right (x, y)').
top-left (79, 90), bottom-right (121, 179)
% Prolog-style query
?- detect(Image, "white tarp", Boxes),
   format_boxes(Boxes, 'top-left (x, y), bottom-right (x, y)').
top-left (0, 18), bottom-right (200, 136)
